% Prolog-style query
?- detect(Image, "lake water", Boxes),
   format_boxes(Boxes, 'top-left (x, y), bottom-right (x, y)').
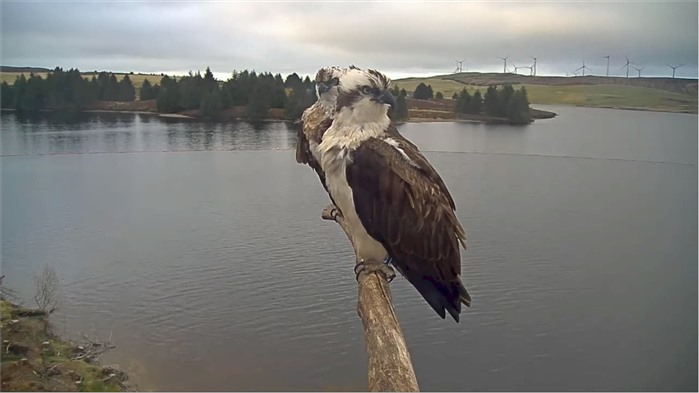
top-left (1, 106), bottom-right (697, 391)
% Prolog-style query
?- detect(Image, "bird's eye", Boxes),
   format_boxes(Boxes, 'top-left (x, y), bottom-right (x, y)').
top-left (361, 86), bottom-right (372, 94)
top-left (331, 77), bottom-right (339, 85)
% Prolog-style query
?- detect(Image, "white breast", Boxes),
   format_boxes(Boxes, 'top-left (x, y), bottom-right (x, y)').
top-left (318, 121), bottom-right (388, 263)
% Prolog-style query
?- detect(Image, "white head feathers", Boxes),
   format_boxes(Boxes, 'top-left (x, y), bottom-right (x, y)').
top-left (337, 67), bottom-right (392, 94)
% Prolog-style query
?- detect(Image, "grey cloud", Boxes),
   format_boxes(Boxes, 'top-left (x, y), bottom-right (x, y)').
top-left (1, 1), bottom-right (696, 78)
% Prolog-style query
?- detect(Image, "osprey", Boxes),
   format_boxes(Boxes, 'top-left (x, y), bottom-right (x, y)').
top-left (296, 66), bottom-right (347, 191)
top-left (317, 67), bottom-right (472, 322)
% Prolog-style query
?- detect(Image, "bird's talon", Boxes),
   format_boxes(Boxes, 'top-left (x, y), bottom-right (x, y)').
top-left (354, 261), bottom-right (365, 281)
top-left (354, 260), bottom-right (395, 282)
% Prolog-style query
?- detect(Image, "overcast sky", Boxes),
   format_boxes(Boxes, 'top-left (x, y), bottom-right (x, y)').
top-left (2, 1), bottom-right (697, 80)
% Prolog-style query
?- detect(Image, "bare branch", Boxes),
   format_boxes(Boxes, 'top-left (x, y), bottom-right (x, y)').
top-left (71, 332), bottom-right (117, 363)
top-left (33, 265), bottom-right (60, 313)
top-left (321, 204), bottom-right (420, 392)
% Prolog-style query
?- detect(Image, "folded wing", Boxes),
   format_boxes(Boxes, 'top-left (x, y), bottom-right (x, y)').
top-left (345, 135), bottom-right (471, 322)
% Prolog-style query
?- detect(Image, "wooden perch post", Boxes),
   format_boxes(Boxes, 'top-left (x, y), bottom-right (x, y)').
top-left (321, 205), bottom-right (420, 392)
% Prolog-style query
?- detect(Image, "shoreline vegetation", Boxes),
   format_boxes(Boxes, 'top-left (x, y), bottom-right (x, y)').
top-left (0, 70), bottom-right (555, 125)
top-left (1, 269), bottom-right (134, 392)
top-left (0, 299), bottom-right (135, 392)
top-left (1, 66), bottom-right (696, 125)
top-left (0, 66), bottom-right (550, 125)
top-left (1, 299), bottom-right (134, 392)
top-left (85, 97), bottom-right (561, 123)
top-left (0, 99), bottom-right (558, 123)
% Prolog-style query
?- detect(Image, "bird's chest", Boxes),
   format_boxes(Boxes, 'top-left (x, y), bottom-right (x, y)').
top-left (316, 124), bottom-right (382, 212)
top-left (319, 145), bottom-right (360, 240)
top-left (320, 145), bottom-right (353, 205)
top-left (318, 145), bottom-right (388, 262)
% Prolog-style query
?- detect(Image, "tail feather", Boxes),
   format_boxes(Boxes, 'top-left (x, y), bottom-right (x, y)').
top-left (458, 275), bottom-right (472, 307)
top-left (402, 272), bottom-right (471, 323)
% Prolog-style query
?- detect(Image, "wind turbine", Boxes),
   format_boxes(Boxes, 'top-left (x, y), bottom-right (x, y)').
top-left (454, 60), bottom-right (463, 73)
top-left (530, 56), bottom-right (538, 76)
top-left (512, 63), bottom-right (524, 74)
top-left (499, 56), bottom-right (509, 73)
top-left (667, 64), bottom-right (684, 79)
top-left (620, 56), bottom-right (632, 78)
top-left (603, 55), bottom-right (610, 77)
top-left (632, 65), bottom-right (645, 78)
top-left (575, 60), bottom-right (591, 76)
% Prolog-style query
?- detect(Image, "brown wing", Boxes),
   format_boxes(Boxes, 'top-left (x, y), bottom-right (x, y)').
top-left (297, 105), bottom-right (333, 191)
top-left (383, 124), bottom-right (457, 209)
top-left (346, 137), bottom-right (471, 322)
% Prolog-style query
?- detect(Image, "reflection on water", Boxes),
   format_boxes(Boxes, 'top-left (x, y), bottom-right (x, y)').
top-left (2, 111), bottom-right (297, 156)
top-left (1, 109), bottom-right (697, 391)
top-left (4, 106), bottom-right (697, 167)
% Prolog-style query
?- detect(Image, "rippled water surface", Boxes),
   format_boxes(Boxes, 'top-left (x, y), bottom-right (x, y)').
top-left (2, 107), bottom-right (696, 391)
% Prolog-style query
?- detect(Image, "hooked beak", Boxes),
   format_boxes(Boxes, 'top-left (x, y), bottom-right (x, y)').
top-left (374, 91), bottom-right (395, 108)
top-left (316, 82), bottom-right (330, 95)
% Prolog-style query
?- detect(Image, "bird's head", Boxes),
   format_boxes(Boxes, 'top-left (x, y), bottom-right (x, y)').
top-left (335, 66), bottom-right (395, 123)
top-left (314, 66), bottom-right (344, 105)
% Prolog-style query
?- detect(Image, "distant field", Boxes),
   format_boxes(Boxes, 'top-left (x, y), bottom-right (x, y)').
top-left (518, 84), bottom-right (697, 113)
top-left (394, 74), bottom-right (698, 113)
top-left (392, 78), bottom-right (467, 97)
top-left (0, 72), bottom-right (165, 92)
top-left (1, 72), bottom-right (49, 84)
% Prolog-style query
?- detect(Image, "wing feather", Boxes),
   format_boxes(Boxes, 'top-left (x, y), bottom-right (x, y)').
top-left (297, 104), bottom-right (333, 192)
top-left (346, 136), bottom-right (471, 322)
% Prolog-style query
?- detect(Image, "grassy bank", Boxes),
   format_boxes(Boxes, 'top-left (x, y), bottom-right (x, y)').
top-left (0, 300), bottom-right (131, 392)
top-left (394, 73), bottom-right (698, 114)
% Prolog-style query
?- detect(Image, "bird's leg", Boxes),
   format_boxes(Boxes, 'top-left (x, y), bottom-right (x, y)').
top-left (354, 258), bottom-right (396, 283)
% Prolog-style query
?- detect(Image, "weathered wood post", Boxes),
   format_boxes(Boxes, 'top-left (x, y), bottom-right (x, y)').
top-left (322, 205), bottom-right (420, 392)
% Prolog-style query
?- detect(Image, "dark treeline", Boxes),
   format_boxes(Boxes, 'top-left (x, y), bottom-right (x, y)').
top-left (0, 66), bottom-right (531, 124)
top-left (0, 66), bottom-right (318, 121)
top-left (140, 79), bottom-right (160, 100)
top-left (389, 86), bottom-right (409, 121)
top-left (1, 67), bottom-right (135, 110)
top-left (154, 67), bottom-right (316, 120)
top-left (454, 84), bottom-right (531, 124)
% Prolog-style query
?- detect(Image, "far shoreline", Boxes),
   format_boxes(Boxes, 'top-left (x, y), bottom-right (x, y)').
top-left (2, 107), bottom-right (556, 124)
top-left (4, 103), bottom-right (697, 122)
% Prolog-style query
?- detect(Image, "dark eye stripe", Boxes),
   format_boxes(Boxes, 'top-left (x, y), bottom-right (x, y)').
top-left (336, 90), bottom-right (361, 111)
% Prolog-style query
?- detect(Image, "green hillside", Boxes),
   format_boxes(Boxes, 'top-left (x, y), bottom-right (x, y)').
top-left (393, 73), bottom-right (698, 114)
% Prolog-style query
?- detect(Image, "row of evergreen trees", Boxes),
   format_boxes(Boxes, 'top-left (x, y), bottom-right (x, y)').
top-left (0, 68), bottom-right (136, 110)
top-left (0, 66), bottom-right (318, 121)
top-left (0, 66), bottom-right (531, 124)
top-left (152, 67), bottom-right (316, 120)
top-left (390, 86), bottom-right (409, 121)
top-left (453, 84), bottom-right (531, 124)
